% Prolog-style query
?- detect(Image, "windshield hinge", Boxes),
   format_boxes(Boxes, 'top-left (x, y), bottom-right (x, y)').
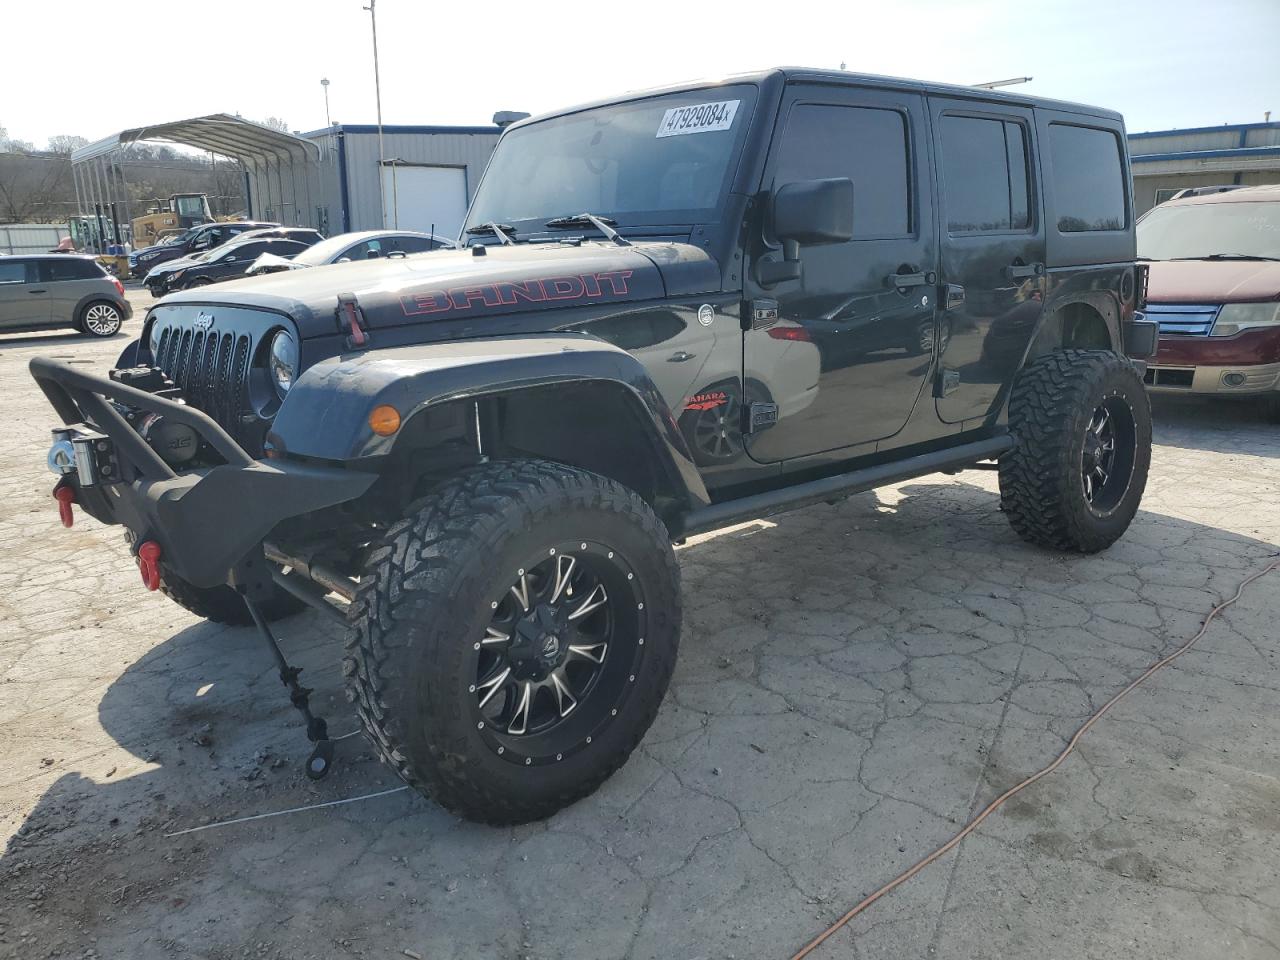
top-left (336, 292), bottom-right (371, 349)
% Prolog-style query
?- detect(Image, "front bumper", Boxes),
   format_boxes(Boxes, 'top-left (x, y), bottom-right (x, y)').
top-left (1144, 360), bottom-right (1280, 395)
top-left (1145, 325), bottom-right (1280, 396)
top-left (29, 357), bottom-right (375, 588)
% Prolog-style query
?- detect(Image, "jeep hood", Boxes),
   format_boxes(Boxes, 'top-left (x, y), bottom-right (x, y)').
top-left (1145, 258), bottom-right (1280, 304)
top-left (157, 241), bottom-right (719, 338)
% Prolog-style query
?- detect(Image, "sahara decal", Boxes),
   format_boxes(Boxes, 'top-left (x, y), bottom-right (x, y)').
top-left (401, 270), bottom-right (635, 317)
top-left (684, 390), bottom-right (729, 412)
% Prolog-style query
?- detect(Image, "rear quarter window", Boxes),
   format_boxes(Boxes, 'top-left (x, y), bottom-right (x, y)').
top-left (1048, 123), bottom-right (1127, 232)
top-left (45, 258), bottom-right (104, 281)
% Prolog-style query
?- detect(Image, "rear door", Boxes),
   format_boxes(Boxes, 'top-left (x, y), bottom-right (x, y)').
top-left (743, 84), bottom-right (938, 463)
top-left (929, 99), bottom-right (1046, 424)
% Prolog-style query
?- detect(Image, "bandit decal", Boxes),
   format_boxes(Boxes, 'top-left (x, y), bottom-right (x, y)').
top-left (401, 270), bottom-right (635, 317)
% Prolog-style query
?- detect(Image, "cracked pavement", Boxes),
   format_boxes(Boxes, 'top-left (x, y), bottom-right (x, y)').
top-left (2, 297), bottom-right (1278, 959)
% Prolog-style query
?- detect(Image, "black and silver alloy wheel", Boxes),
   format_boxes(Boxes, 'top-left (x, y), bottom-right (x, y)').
top-left (81, 302), bottom-right (122, 337)
top-left (345, 459), bottom-right (681, 824)
top-left (474, 541), bottom-right (645, 764)
top-left (1000, 348), bottom-right (1151, 554)
top-left (1080, 398), bottom-right (1136, 512)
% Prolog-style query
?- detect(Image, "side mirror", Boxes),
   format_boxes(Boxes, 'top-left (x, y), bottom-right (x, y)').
top-left (758, 177), bottom-right (855, 286)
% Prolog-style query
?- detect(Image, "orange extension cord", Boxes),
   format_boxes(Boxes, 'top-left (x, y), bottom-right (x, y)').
top-left (790, 556), bottom-right (1280, 960)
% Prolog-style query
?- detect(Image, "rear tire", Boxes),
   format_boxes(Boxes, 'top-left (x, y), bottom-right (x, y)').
top-left (999, 349), bottom-right (1151, 553)
top-left (79, 301), bottom-right (123, 338)
top-left (344, 459), bottom-right (681, 825)
top-left (159, 572), bottom-right (307, 626)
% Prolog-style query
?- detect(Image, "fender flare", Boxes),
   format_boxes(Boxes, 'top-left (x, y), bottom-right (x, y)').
top-left (269, 333), bottom-right (710, 510)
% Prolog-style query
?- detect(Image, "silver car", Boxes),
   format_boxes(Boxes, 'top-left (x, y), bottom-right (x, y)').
top-left (0, 255), bottom-right (132, 337)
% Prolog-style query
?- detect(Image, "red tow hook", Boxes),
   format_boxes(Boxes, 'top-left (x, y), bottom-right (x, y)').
top-left (53, 485), bottom-right (76, 528)
top-left (137, 541), bottom-right (162, 591)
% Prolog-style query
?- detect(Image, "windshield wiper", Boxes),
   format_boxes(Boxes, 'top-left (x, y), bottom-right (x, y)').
top-left (465, 222), bottom-right (515, 245)
top-left (545, 213), bottom-right (631, 247)
top-left (1172, 253), bottom-right (1280, 262)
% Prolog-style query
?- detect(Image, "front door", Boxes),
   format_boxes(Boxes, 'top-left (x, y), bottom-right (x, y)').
top-left (743, 85), bottom-right (938, 463)
top-left (928, 99), bottom-right (1046, 424)
top-left (0, 260), bottom-right (49, 329)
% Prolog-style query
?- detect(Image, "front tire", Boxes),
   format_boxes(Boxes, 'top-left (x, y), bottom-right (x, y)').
top-left (344, 459), bottom-right (681, 825)
top-left (1260, 394), bottom-right (1280, 424)
top-left (999, 349), bottom-right (1151, 553)
top-left (159, 572), bottom-right (307, 626)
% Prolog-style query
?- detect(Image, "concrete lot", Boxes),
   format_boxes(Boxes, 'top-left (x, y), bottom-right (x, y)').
top-left (2, 293), bottom-right (1278, 959)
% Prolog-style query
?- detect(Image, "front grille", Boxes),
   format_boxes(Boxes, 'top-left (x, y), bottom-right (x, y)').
top-left (152, 320), bottom-right (257, 445)
top-left (1141, 303), bottom-right (1219, 337)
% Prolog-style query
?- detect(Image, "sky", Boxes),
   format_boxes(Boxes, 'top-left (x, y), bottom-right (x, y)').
top-left (4, 0), bottom-right (1278, 149)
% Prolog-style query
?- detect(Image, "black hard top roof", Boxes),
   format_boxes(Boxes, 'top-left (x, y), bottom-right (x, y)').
top-left (507, 67), bottom-right (1123, 132)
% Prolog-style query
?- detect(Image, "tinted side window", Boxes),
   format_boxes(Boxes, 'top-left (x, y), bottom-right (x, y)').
top-left (392, 236), bottom-right (435, 253)
top-left (346, 240), bottom-right (381, 260)
top-left (1049, 123), bottom-right (1126, 232)
top-left (220, 242), bottom-right (265, 260)
top-left (45, 258), bottom-right (101, 281)
top-left (940, 115), bottom-right (1031, 233)
top-left (269, 241), bottom-right (309, 256)
top-left (0, 262), bottom-right (29, 284)
top-left (775, 104), bottom-right (911, 239)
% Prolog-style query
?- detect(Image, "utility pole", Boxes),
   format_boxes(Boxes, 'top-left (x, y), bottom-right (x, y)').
top-left (321, 77), bottom-right (332, 128)
top-left (363, 0), bottom-right (387, 227)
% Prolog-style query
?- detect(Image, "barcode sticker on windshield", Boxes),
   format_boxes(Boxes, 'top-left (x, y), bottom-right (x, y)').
top-left (656, 100), bottom-right (740, 138)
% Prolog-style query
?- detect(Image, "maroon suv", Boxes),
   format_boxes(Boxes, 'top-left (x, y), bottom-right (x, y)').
top-left (1137, 185), bottom-right (1280, 420)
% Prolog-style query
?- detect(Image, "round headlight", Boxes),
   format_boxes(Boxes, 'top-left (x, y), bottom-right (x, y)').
top-left (269, 330), bottom-right (298, 397)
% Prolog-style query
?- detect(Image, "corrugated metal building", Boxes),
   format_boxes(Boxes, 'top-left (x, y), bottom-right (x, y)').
top-left (1128, 121), bottom-right (1280, 214)
top-left (246, 123), bottom-right (503, 238)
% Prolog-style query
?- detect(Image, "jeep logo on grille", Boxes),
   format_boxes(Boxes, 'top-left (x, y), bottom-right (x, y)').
top-left (193, 312), bottom-right (214, 331)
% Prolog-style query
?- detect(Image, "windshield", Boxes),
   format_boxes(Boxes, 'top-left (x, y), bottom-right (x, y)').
top-left (464, 84), bottom-right (758, 236)
top-left (1138, 200), bottom-right (1280, 260)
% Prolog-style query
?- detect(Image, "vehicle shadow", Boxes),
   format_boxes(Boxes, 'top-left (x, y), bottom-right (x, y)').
top-left (1150, 393), bottom-right (1280, 459)
top-left (0, 329), bottom-right (128, 350)
top-left (4, 477), bottom-right (1279, 959)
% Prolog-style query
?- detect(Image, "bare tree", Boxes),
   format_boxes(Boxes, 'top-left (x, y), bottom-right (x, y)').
top-left (0, 154), bottom-right (74, 222)
top-left (0, 125), bottom-right (35, 152)
top-left (261, 117), bottom-right (291, 133)
top-left (46, 134), bottom-right (90, 155)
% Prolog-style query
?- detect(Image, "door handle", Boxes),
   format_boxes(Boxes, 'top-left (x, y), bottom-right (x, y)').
top-left (666, 351), bottom-right (696, 363)
top-left (886, 271), bottom-right (936, 289)
top-left (1004, 262), bottom-right (1045, 280)
top-left (28, 288), bottom-right (47, 294)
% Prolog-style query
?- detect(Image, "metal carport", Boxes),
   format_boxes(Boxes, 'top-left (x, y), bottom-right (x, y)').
top-left (70, 114), bottom-right (324, 252)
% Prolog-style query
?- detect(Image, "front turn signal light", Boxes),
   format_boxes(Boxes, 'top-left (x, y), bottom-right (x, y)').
top-left (369, 405), bottom-right (401, 436)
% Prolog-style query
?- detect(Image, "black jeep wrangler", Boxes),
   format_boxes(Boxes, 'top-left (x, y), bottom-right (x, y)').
top-left (32, 69), bottom-right (1157, 824)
